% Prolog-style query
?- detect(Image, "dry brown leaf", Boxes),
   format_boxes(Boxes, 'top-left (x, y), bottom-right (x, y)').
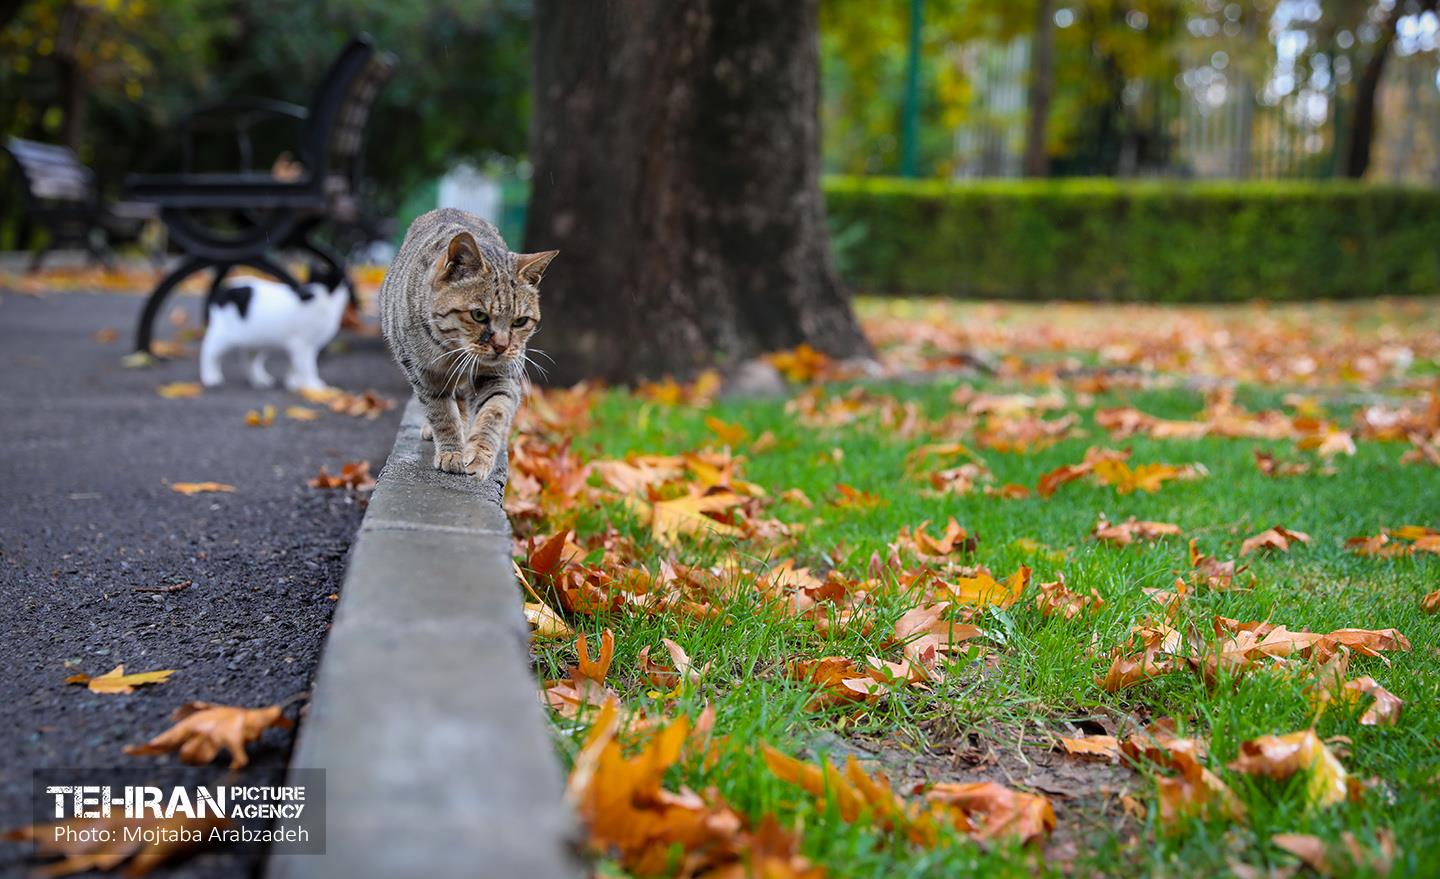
top-left (643, 492), bottom-right (746, 546)
top-left (1272, 830), bottom-right (1396, 878)
top-left (308, 461), bottom-right (375, 491)
top-left (1056, 734), bottom-right (1120, 762)
top-left (169, 482), bottom-right (235, 495)
top-left (1343, 676), bottom-right (1404, 726)
top-left (124, 702), bottom-right (292, 768)
top-left (244, 404), bottom-right (277, 427)
top-left (523, 601), bottom-right (572, 639)
top-left (1424, 590), bottom-right (1440, 613)
top-left (66, 665), bottom-right (175, 694)
top-left (1035, 575), bottom-right (1104, 620)
top-left (1093, 515), bottom-right (1182, 547)
top-left (925, 781), bottom-right (1056, 845)
top-left (3, 814), bottom-right (229, 877)
top-left (1228, 729), bottom-right (1349, 808)
top-left (1241, 525), bottom-right (1311, 556)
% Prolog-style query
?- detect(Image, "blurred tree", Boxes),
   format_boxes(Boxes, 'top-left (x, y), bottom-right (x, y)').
top-left (524, 0), bottom-right (871, 384)
top-left (1023, 0), bottom-right (1055, 175)
top-left (1343, 0), bottom-right (1437, 177)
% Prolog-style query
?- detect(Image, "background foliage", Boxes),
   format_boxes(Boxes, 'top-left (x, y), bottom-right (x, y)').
top-left (827, 176), bottom-right (1440, 299)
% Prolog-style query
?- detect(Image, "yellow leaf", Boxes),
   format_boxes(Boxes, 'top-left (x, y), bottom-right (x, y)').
top-left (524, 602), bottom-right (573, 639)
top-left (170, 482), bottom-right (235, 495)
top-left (644, 493), bottom-right (745, 546)
top-left (948, 565), bottom-right (1030, 609)
top-left (156, 382), bottom-right (203, 399)
top-left (68, 664), bottom-right (175, 694)
top-left (284, 406), bottom-right (320, 421)
top-left (704, 416), bottom-right (748, 446)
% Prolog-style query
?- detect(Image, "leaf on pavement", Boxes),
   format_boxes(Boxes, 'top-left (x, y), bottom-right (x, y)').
top-left (244, 404), bottom-right (276, 427)
top-left (1228, 729), bottom-right (1349, 808)
top-left (1241, 525), bottom-right (1311, 555)
top-left (308, 461), bottom-right (375, 491)
top-left (169, 481), bottom-right (235, 495)
top-left (3, 814), bottom-right (229, 877)
top-left (66, 665), bottom-right (175, 694)
top-left (156, 382), bottom-right (202, 399)
top-left (284, 405), bottom-right (320, 421)
top-left (124, 702), bottom-right (292, 769)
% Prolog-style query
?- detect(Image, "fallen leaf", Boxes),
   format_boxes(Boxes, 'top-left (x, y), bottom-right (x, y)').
top-left (244, 404), bottom-right (277, 427)
top-left (169, 482), bottom-right (235, 495)
top-left (523, 602), bottom-right (572, 639)
top-left (1057, 734), bottom-right (1120, 761)
top-left (1424, 590), bottom-right (1440, 613)
top-left (66, 665), bottom-right (175, 694)
top-left (645, 492), bottom-right (746, 546)
top-left (1241, 525), bottom-right (1311, 556)
top-left (1035, 575), bottom-right (1104, 620)
top-left (131, 580), bottom-right (191, 594)
top-left (1228, 729), bottom-right (1349, 808)
top-left (704, 416), bottom-right (749, 447)
top-left (3, 814), bottom-right (228, 876)
top-left (925, 781), bottom-right (1056, 845)
top-left (94, 328), bottom-right (119, 344)
top-left (1342, 676), bottom-right (1403, 726)
top-left (945, 565), bottom-right (1030, 610)
top-left (308, 461), bottom-right (375, 491)
top-left (284, 405), bottom-right (320, 421)
top-left (156, 382), bottom-right (202, 399)
top-left (1093, 515), bottom-right (1182, 547)
top-left (1272, 830), bottom-right (1396, 878)
top-left (124, 702), bottom-right (292, 768)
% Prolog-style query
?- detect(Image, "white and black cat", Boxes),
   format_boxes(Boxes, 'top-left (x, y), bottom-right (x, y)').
top-left (199, 266), bottom-right (350, 392)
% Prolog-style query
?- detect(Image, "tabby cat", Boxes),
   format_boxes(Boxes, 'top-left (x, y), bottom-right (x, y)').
top-left (379, 208), bottom-right (557, 476)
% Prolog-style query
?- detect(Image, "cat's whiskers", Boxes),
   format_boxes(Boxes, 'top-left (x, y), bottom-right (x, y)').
top-left (521, 351), bottom-right (549, 381)
top-left (527, 347), bottom-right (556, 367)
top-left (423, 345), bottom-right (467, 371)
top-left (440, 347), bottom-right (474, 392)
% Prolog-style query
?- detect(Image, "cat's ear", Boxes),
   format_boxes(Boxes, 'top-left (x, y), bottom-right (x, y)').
top-left (437, 232), bottom-right (487, 283)
top-left (514, 250), bottom-right (559, 286)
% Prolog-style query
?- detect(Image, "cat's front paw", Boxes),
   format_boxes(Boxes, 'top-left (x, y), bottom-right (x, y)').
top-left (434, 448), bottom-right (470, 474)
top-left (464, 444), bottom-right (498, 477)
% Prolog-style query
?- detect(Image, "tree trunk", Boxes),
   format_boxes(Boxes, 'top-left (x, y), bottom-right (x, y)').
top-left (1345, 0), bottom-right (1435, 178)
top-left (524, 0), bottom-right (870, 385)
top-left (1022, 0), bottom-right (1054, 177)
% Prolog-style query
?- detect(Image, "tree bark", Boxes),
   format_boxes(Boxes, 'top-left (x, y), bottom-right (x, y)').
top-left (524, 0), bottom-right (870, 385)
top-left (1022, 0), bottom-right (1054, 177)
top-left (1345, 0), bottom-right (1436, 178)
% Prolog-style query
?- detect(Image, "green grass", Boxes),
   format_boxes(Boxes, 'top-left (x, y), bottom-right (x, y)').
top-left (528, 360), bottom-right (1439, 877)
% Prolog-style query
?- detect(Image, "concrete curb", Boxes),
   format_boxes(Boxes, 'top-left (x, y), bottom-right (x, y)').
top-left (267, 398), bottom-right (583, 879)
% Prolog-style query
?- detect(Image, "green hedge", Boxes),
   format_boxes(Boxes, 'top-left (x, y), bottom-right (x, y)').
top-left (823, 177), bottom-right (1440, 301)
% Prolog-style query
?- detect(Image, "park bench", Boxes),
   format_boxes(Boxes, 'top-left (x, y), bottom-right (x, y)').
top-left (124, 35), bottom-right (395, 354)
top-left (2, 137), bottom-right (158, 272)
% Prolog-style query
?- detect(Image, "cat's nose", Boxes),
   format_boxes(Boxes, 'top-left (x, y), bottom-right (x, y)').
top-left (492, 332), bottom-right (510, 353)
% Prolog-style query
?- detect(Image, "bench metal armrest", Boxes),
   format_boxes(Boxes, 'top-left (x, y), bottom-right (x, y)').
top-left (179, 98), bottom-right (309, 173)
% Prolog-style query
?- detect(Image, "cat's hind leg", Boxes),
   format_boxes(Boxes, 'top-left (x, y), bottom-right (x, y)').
top-left (246, 351), bottom-right (276, 388)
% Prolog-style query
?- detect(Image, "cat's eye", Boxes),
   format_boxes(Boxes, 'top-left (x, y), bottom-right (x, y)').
top-left (511, 317), bottom-right (531, 328)
top-left (469, 309), bottom-right (489, 324)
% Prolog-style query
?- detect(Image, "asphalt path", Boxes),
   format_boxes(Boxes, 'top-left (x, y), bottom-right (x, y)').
top-left (0, 289), bottom-right (408, 878)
